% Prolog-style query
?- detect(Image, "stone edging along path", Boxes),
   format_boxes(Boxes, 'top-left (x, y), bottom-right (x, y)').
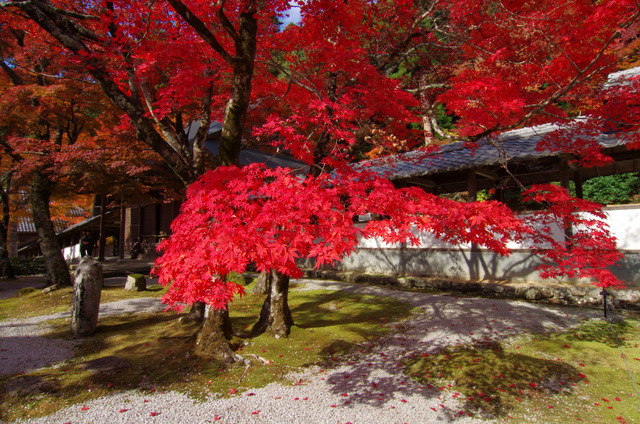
top-left (303, 270), bottom-right (640, 311)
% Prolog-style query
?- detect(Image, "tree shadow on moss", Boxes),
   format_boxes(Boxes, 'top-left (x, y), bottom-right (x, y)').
top-left (405, 341), bottom-right (584, 420)
top-left (289, 291), bottom-right (411, 331)
top-left (562, 318), bottom-right (634, 348)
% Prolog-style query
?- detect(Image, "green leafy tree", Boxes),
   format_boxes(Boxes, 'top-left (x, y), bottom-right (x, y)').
top-left (583, 173), bottom-right (640, 205)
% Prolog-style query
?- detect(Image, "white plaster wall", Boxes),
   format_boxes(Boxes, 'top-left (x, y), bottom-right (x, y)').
top-left (356, 204), bottom-right (640, 252)
top-left (603, 205), bottom-right (640, 250)
top-left (63, 244), bottom-right (81, 262)
top-left (63, 243), bottom-right (114, 261)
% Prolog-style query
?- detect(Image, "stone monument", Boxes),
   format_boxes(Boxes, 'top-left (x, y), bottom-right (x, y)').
top-left (71, 256), bottom-right (103, 337)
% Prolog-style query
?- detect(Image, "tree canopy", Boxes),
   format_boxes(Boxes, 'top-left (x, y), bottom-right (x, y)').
top-left (2, 0), bottom-right (639, 308)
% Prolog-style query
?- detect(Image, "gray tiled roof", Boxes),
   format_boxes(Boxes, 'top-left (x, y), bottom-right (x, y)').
top-left (16, 205), bottom-right (91, 234)
top-left (15, 218), bottom-right (37, 233)
top-left (355, 123), bottom-right (628, 181)
top-left (356, 65), bottom-right (640, 181)
top-left (16, 217), bottom-right (69, 234)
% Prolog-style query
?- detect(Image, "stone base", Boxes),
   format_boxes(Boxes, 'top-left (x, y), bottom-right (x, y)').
top-left (125, 274), bottom-right (146, 291)
top-left (81, 355), bottom-right (130, 373)
top-left (303, 269), bottom-right (640, 310)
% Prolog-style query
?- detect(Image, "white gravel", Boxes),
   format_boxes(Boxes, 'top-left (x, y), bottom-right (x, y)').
top-left (0, 311), bottom-right (76, 377)
top-left (1, 279), bottom-right (603, 424)
top-left (0, 296), bottom-right (166, 377)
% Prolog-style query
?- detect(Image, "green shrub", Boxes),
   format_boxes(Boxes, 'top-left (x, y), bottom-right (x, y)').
top-left (583, 173), bottom-right (640, 205)
top-left (10, 257), bottom-right (46, 276)
top-left (13, 287), bottom-right (39, 297)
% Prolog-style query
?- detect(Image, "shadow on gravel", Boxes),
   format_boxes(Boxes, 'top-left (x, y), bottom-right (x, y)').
top-left (0, 311), bottom-right (198, 422)
top-left (308, 290), bottom-right (600, 421)
top-left (0, 334), bottom-right (74, 378)
top-left (97, 298), bottom-right (166, 317)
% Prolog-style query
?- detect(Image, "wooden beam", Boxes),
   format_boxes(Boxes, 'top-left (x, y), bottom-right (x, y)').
top-left (560, 154), bottom-right (580, 171)
top-left (406, 177), bottom-right (437, 189)
top-left (560, 157), bottom-right (571, 191)
top-left (559, 157), bottom-right (573, 244)
top-left (98, 194), bottom-right (106, 261)
top-left (119, 198), bottom-right (126, 260)
top-left (475, 167), bottom-right (499, 180)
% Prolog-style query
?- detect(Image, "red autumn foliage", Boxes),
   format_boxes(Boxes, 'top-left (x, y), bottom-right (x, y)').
top-left (3, 0), bottom-right (638, 310)
top-left (154, 165), bottom-right (624, 311)
top-left (522, 185), bottom-right (624, 288)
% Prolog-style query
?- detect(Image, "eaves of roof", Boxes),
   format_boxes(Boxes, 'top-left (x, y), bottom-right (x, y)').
top-left (355, 123), bottom-right (629, 181)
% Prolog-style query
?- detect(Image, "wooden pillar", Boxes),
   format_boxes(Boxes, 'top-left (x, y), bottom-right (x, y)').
top-left (495, 186), bottom-right (504, 203)
top-left (467, 169), bottom-right (479, 252)
top-left (560, 157), bottom-right (573, 244)
top-left (574, 169), bottom-right (584, 199)
top-left (98, 194), bottom-right (106, 261)
top-left (118, 197), bottom-right (126, 260)
top-left (560, 157), bottom-right (571, 192)
top-left (467, 168), bottom-right (477, 202)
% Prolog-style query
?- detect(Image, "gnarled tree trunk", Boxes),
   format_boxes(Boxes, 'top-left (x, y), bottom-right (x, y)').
top-left (251, 270), bottom-right (294, 338)
top-left (30, 171), bottom-right (70, 286)
top-left (194, 306), bottom-right (237, 364)
top-left (187, 302), bottom-right (206, 322)
top-left (188, 277), bottom-right (234, 365)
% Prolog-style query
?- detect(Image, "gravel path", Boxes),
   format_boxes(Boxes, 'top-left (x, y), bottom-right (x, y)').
top-left (0, 279), bottom-right (47, 300)
top-left (1, 279), bottom-right (602, 424)
top-left (0, 285), bottom-right (166, 377)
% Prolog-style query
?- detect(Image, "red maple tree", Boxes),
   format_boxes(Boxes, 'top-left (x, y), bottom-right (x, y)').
top-left (3, 0), bottom-right (638, 358)
top-left (154, 0), bottom-right (635, 333)
top-left (0, 13), bottom-right (174, 282)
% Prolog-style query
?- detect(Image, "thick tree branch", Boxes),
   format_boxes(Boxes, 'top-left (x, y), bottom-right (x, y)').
top-left (194, 69), bottom-right (214, 175)
top-left (166, 0), bottom-right (234, 64)
top-left (0, 60), bottom-right (24, 85)
top-left (216, 5), bottom-right (241, 46)
top-left (35, 0), bottom-right (102, 42)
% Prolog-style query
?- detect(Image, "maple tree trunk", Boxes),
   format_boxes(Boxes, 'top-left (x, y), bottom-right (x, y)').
top-left (218, 13), bottom-right (257, 167)
top-left (252, 271), bottom-right (270, 295)
top-left (187, 302), bottom-right (206, 322)
top-left (0, 241), bottom-right (13, 279)
top-left (30, 171), bottom-right (71, 287)
top-left (0, 179), bottom-right (15, 279)
top-left (161, 3), bottom-right (258, 353)
top-left (419, 73), bottom-right (437, 147)
top-left (251, 270), bottom-right (294, 338)
top-left (0, 227), bottom-right (14, 279)
top-left (194, 306), bottom-right (237, 364)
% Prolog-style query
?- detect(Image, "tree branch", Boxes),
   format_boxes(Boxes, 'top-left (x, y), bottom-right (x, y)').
top-left (216, 5), bottom-right (241, 46)
top-left (0, 60), bottom-right (24, 85)
top-left (35, 1), bottom-right (102, 42)
top-left (194, 69), bottom-right (214, 175)
top-left (166, 0), bottom-right (234, 64)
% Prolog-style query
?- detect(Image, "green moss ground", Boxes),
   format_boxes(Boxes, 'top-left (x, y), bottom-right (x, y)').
top-left (2, 278), bottom-right (640, 423)
top-left (0, 282), bottom-right (166, 320)
top-left (0, 280), bottom-right (413, 422)
top-left (405, 315), bottom-right (640, 423)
